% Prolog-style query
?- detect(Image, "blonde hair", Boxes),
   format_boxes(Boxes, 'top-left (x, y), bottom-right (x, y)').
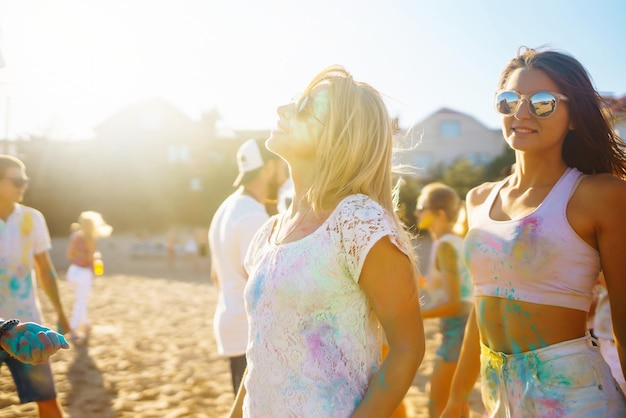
top-left (299, 66), bottom-right (417, 270)
top-left (419, 182), bottom-right (468, 236)
top-left (419, 182), bottom-right (461, 222)
top-left (77, 211), bottom-right (113, 240)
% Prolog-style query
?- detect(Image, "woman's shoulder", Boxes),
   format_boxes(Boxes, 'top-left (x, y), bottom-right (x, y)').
top-left (576, 173), bottom-right (626, 209)
top-left (333, 194), bottom-right (386, 220)
top-left (579, 172), bottom-right (626, 190)
top-left (466, 181), bottom-right (500, 207)
top-left (70, 230), bottom-right (86, 242)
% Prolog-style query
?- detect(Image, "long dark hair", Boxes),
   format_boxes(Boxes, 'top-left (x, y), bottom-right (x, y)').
top-left (498, 48), bottom-right (626, 178)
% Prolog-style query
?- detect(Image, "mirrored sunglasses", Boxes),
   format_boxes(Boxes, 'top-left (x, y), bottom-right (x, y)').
top-left (1, 177), bottom-right (29, 188)
top-left (294, 94), bottom-right (325, 125)
top-left (495, 90), bottom-right (569, 118)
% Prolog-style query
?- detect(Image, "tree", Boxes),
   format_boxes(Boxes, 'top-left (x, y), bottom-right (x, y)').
top-left (439, 158), bottom-right (486, 199)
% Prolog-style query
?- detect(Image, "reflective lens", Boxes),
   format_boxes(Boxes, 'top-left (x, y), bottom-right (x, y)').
top-left (294, 94), bottom-right (324, 125)
top-left (296, 95), bottom-right (311, 117)
top-left (495, 91), bottom-right (568, 118)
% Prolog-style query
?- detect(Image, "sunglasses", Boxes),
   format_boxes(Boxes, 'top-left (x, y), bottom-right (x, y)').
top-left (415, 205), bottom-right (437, 212)
top-left (294, 94), bottom-right (325, 125)
top-left (495, 90), bottom-right (569, 118)
top-left (1, 177), bottom-right (29, 188)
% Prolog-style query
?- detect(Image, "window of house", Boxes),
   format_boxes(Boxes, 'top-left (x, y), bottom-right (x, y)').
top-left (412, 153), bottom-right (433, 170)
top-left (190, 178), bottom-right (202, 191)
top-left (167, 145), bottom-right (189, 162)
top-left (440, 120), bottom-right (461, 137)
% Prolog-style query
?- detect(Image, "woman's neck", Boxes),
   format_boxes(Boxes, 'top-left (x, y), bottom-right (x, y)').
top-left (429, 223), bottom-right (454, 240)
top-left (512, 154), bottom-right (568, 189)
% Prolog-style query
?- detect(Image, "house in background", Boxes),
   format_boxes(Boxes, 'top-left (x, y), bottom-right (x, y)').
top-left (394, 108), bottom-right (504, 180)
top-left (607, 94), bottom-right (626, 146)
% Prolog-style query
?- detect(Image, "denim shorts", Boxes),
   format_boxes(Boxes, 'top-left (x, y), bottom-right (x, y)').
top-left (435, 315), bottom-right (468, 363)
top-left (480, 334), bottom-right (626, 417)
top-left (0, 351), bottom-right (57, 403)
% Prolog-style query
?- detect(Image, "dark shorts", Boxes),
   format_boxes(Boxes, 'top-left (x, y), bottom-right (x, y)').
top-left (0, 351), bottom-right (57, 403)
top-left (436, 315), bottom-right (469, 363)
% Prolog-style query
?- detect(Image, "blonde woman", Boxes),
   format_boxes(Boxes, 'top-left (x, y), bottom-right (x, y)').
top-left (230, 66), bottom-right (425, 417)
top-left (66, 211), bottom-right (112, 340)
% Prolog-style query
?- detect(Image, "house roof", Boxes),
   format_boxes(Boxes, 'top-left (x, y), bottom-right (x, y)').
top-left (406, 107), bottom-right (489, 130)
top-left (606, 94), bottom-right (626, 114)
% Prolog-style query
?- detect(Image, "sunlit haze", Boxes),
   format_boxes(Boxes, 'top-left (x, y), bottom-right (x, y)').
top-left (0, 0), bottom-right (625, 140)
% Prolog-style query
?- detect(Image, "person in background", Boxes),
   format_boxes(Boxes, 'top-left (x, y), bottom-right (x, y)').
top-left (230, 66), bottom-right (425, 417)
top-left (66, 210), bottom-right (112, 341)
top-left (442, 47), bottom-right (626, 417)
top-left (414, 182), bottom-right (473, 417)
top-left (209, 138), bottom-right (287, 395)
top-left (591, 272), bottom-right (626, 395)
top-left (0, 154), bottom-right (71, 418)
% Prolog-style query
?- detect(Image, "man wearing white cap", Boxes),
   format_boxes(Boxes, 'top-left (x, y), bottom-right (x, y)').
top-left (209, 138), bottom-right (287, 394)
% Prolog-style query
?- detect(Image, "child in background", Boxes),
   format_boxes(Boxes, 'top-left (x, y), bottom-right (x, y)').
top-left (414, 182), bottom-right (473, 417)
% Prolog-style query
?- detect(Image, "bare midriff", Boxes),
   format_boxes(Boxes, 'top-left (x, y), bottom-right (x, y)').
top-left (475, 295), bottom-right (588, 354)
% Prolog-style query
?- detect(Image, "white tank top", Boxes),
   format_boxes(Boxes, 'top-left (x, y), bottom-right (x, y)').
top-left (463, 167), bottom-right (600, 311)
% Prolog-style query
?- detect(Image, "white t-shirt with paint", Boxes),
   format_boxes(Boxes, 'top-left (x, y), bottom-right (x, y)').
top-left (0, 204), bottom-right (51, 323)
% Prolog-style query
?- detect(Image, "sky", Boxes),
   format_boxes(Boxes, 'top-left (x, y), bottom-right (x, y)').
top-left (0, 0), bottom-right (625, 141)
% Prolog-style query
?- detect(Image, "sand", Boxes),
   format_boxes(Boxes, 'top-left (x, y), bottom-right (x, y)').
top-left (0, 234), bottom-right (484, 417)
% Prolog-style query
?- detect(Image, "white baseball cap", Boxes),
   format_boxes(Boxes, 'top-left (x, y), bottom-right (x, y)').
top-left (232, 139), bottom-right (265, 187)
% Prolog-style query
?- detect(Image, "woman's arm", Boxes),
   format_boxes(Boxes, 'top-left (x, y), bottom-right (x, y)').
top-left (440, 307), bottom-right (481, 417)
top-left (229, 367), bottom-right (247, 418)
top-left (352, 236), bottom-right (425, 417)
top-left (594, 175), bottom-right (626, 379)
top-left (66, 233), bottom-right (78, 261)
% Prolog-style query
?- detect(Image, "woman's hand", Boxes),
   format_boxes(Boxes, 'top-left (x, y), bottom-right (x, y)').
top-left (0, 322), bottom-right (70, 364)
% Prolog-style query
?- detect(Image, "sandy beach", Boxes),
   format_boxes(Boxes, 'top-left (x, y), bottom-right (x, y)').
top-left (0, 234), bottom-right (484, 417)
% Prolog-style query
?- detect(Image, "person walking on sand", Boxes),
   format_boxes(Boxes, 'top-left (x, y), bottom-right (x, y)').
top-left (209, 138), bottom-right (287, 395)
top-left (441, 47), bottom-right (626, 417)
top-left (0, 155), bottom-right (71, 418)
top-left (230, 66), bottom-right (425, 417)
top-left (66, 210), bottom-right (112, 341)
top-left (414, 182), bottom-right (473, 417)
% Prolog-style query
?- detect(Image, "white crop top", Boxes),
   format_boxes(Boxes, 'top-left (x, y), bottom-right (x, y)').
top-left (463, 167), bottom-right (600, 311)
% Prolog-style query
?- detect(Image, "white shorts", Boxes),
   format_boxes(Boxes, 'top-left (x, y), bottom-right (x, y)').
top-left (66, 264), bottom-right (93, 283)
top-left (480, 334), bottom-right (626, 417)
top-left (599, 337), bottom-right (626, 395)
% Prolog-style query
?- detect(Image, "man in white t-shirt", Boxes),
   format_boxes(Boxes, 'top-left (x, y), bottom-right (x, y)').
top-left (209, 139), bottom-right (287, 394)
top-left (0, 155), bottom-right (71, 418)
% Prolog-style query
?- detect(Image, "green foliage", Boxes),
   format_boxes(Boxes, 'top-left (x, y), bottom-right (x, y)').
top-left (15, 138), bottom-right (241, 236)
top-left (395, 176), bottom-right (420, 231)
top-left (428, 146), bottom-right (515, 199)
top-left (484, 145), bottom-right (516, 180)
top-left (440, 158), bottom-right (486, 198)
